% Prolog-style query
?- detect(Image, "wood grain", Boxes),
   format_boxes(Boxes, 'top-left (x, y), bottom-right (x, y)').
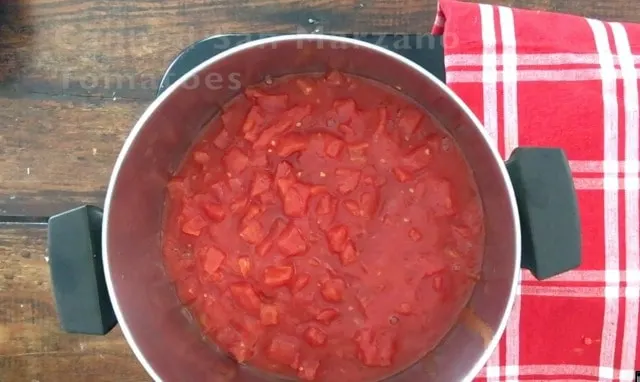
top-left (0, 225), bottom-right (148, 382)
top-left (0, 97), bottom-right (147, 217)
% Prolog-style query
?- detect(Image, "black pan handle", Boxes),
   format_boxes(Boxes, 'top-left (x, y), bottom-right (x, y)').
top-left (505, 147), bottom-right (582, 280)
top-left (47, 205), bottom-right (117, 335)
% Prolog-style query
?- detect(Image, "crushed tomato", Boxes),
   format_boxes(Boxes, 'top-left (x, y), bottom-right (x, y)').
top-left (162, 72), bottom-right (485, 381)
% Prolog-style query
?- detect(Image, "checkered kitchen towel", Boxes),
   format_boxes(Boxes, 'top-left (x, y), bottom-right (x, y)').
top-left (432, 1), bottom-right (640, 381)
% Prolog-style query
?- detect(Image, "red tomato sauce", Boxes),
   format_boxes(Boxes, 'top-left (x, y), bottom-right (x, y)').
top-left (162, 71), bottom-right (485, 381)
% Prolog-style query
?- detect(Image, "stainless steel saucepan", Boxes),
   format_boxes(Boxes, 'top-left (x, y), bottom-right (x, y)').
top-left (47, 34), bottom-right (581, 382)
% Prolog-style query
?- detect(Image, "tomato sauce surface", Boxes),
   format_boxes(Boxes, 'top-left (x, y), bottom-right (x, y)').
top-left (162, 71), bottom-right (485, 382)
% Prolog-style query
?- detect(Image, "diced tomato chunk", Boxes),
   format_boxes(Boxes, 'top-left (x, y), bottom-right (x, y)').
top-left (375, 107), bottom-right (388, 135)
top-left (254, 120), bottom-right (293, 149)
top-left (229, 342), bottom-right (253, 363)
top-left (321, 278), bottom-right (346, 302)
top-left (397, 107), bottom-right (423, 139)
top-left (360, 191), bottom-right (378, 219)
top-left (167, 179), bottom-right (187, 200)
top-left (245, 89), bottom-right (288, 111)
top-left (403, 144), bottom-right (432, 172)
top-left (233, 315), bottom-right (263, 339)
top-left (255, 218), bottom-right (286, 256)
top-left (181, 215), bottom-right (208, 236)
top-left (242, 106), bottom-right (264, 142)
top-left (309, 185), bottom-right (326, 196)
top-left (251, 152), bottom-right (268, 168)
top-left (338, 123), bottom-right (356, 139)
top-left (254, 105), bottom-right (310, 148)
top-left (229, 283), bottom-right (262, 313)
top-left (264, 265), bottom-right (294, 287)
top-left (241, 110), bottom-right (259, 134)
top-left (214, 128), bottom-right (232, 149)
top-left (266, 336), bottom-right (300, 365)
top-left (211, 181), bottom-right (232, 203)
top-left (424, 177), bottom-right (454, 216)
top-left (257, 94), bottom-right (289, 112)
top-left (325, 70), bottom-right (345, 86)
top-left (343, 200), bottom-right (360, 216)
top-left (175, 276), bottom-right (199, 304)
top-left (276, 133), bottom-right (307, 157)
top-left (334, 99), bottom-right (357, 121)
top-left (303, 327), bottom-right (328, 347)
top-left (335, 168), bottom-right (361, 194)
top-left (340, 241), bottom-right (358, 265)
top-left (260, 191), bottom-right (277, 205)
top-left (315, 308), bottom-right (339, 325)
top-left (392, 167), bottom-right (413, 183)
top-left (216, 326), bottom-right (240, 348)
top-left (276, 177), bottom-right (296, 199)
top-left (250, 172), bottom-right (272, 197)
top-left (284, 104), bottom-right (313, 123)
top-left (348, 142), bottom-right (369, 163)
top-left (237, 257), bottom-right (251, 277)
top-left (241, 204), bottom-right (264, 225)
top-left (162, 237), bottom-right (181, 259)
top-left (375, 176), bottom-right (388, 187)
top-left (375, 330), bottom-right (396, 367)
top-left (408, 228), bottom-right (422, 242)
top-left (164, 255), bottom-right (196, 282)
top-left (210, 271), bottom-right (224, 282)
top-left (203, 203), bottom-right (226, 222)
top-left (288, 274), bottom-right (309, 295)
top-left (316, 195), bottom-right (337, 231)
top-left (230, 196), bottom-right (248, 213)
top-left (354, 329), bottom-right (374, 362)
top-left (269, 218), bottom-right (287, 237)
top-left (283, 183), bottom-right (311, 218)
top-left (296, 78), bottom-right (315, 95)
top-left (354, 328), bottom-right (397, 367)
top-left (193, 151), bottom-right (210, 164)
top-left (255, 239), bottom-right (273, 257)
top-left (298, 358), bottom-right (321, 381)
top-left (397, 303), bottom-right (412, 315)
top-left (326, 225), bottom-right (348, 253)
top-left (239, 220), bottom-right (265, 244)
top-left (323, 134), bottom-right (345, 158)
top-left (223, 147), bottom-right (249, 175)
top-left (260, 304), bottom-right (279, 326)
top-left (201, 246), bottom-right (226, 275)
top-left (276, 224), bottom-right (307, 256)
top-left (316, 194), bottom-right (334, 216)
top-left (275, 161), bottom-right (294, 179)
top-left (228, 177), bottom-right (244, 195)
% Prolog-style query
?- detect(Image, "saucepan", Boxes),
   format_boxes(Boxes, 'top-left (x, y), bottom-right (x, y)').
top-left (47, 34), bottom-right (581, 382)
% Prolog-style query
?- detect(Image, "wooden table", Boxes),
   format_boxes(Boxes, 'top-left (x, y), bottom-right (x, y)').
top-left (0, 0), bottom-right (637, 381)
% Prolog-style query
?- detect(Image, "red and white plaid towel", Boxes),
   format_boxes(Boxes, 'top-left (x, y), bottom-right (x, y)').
top-left (432, 1), bottom-right (640, 381)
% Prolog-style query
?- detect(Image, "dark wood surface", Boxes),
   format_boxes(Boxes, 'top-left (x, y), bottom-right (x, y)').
top-left (0, 0), bottom-right (637, 381)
